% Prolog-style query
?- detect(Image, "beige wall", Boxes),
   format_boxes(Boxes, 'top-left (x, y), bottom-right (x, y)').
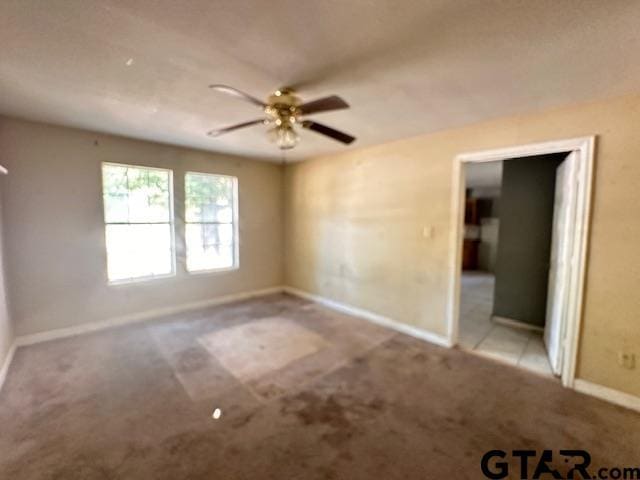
top-left (0, 117), bottom-right (284, 336)
top-left (0, 180), bottom-right (13, 370)
top-left (285, 93), bottom-right (640, 397)
top-left (2, 93), bottom-right (638, 398)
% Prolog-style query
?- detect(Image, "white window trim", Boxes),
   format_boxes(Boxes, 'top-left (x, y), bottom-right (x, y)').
top-left (102, 162), bottom-right (177, 285)
top-left (184, 171), bottom-right (239, 274)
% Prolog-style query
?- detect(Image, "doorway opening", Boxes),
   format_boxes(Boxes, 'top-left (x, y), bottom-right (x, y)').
top-left (447, 138), bottom-right (594, 388)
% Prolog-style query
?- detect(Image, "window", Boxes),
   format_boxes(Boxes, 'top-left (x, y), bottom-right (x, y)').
top-left (185, 172), bottom-right (238, 272)
top-left (102, 163), bottom-right (174, 282)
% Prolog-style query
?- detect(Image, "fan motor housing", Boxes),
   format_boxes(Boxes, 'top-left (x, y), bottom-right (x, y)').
top-left (265, 89), bottom-right (301, 126)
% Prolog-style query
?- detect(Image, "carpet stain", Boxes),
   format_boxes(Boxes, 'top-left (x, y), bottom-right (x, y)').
top-left (281, 391), bottom-right (386, 448)
top-left (1, 295), bottom-right (639, 479)
top-left (230, 411), bottom-right (256, 429)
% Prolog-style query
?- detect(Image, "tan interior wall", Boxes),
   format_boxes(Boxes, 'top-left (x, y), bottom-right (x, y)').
top-left (0, 117), bottom-right (284, 336)
top-left (284, 93), bottom-right (640, 397)
top-left (0, 180), bottom-right (13, 369)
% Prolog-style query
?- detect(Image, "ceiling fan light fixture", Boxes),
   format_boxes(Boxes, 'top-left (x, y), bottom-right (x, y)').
top-left (207, 85), bottom-right (355, 149)
top-left (268, 124), bottom-right (299, 150)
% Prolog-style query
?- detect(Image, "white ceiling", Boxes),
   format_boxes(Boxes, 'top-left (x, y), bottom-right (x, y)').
top-left (1, 1), bottom-right (640, 161)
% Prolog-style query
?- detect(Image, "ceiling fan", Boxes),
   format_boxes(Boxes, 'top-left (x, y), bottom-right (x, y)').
top-left (207, 85), bottom-right (356, 150)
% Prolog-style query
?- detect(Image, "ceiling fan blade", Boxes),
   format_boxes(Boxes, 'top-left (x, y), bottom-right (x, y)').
top-left (301, 120), bottom-right (355, 145)
top-left (209, 84), bottom-right (266, 108)
top-left (207, 119), bottom-right (265, 137)
top-left (299, 95), bottom-right (349, 115)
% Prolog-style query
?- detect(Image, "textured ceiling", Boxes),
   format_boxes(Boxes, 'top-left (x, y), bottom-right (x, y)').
top-left (1, 0), bottom-right (640, 161)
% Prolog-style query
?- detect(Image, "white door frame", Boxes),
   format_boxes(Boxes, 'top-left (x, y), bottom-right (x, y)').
top-left (446, 136), bottom-right (595, 388)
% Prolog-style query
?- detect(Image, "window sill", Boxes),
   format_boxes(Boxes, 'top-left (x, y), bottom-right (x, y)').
top-left (186, 265), bottom-right (239, 276)
top-left (108, 272), bottom-right (176, 286)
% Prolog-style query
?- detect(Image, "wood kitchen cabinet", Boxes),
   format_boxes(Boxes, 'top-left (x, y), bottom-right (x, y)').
top-left (462, 239), bottom-right (479, 270)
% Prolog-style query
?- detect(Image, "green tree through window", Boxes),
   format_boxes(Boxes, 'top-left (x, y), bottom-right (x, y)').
top-left (185, 172), bottom-right (237, 271)
top-left (102, 163), bottom-right (173, 282)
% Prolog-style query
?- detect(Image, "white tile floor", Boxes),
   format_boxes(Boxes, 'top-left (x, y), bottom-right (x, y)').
top-left (458, 272), bottom-right (555, 378)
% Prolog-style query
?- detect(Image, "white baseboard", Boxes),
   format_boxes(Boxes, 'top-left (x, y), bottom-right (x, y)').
top-left (491, 315), bottom-right (544, 333)
top-left (283, 286), bottom-right (452, 348)
top-left (15, 286), bottom-right (285, 347)
top-left (0, 341), bottom-right (17, 392)
top-left (574, 379), bottom-right (640, 413)
top-left (2, 286), bottom-right (284, 392)
top-left (5, 284), bottom-right (638, 415)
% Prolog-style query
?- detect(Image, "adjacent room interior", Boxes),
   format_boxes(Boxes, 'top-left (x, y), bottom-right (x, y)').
top-left (459, 152), bottom-right (570, 378)
top-left (1, 2), bottom-right (639, 479)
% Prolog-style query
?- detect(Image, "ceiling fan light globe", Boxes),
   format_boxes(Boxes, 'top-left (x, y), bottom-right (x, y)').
top-left (267, 125), bottom-right (299, 150)
top-left (278, 128), bottom-right (299, 149)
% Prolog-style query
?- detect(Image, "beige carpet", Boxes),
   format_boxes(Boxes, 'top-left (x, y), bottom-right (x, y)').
top-left (0, 294), bottom-right (638, 479)
top-left (198, 316), bottom-right (328, 385)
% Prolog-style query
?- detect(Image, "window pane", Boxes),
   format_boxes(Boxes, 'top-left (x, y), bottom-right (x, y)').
top-left (185, 173), bottom-right (233, 223)
top-left (103, 164), bottom-right (171, 223)
top-left (216, 205), bottom-right (233, 224)
top-left (103, 165), bottom-right (129, 223)
top-left (102, 163), bottom-right (174, 283)
top-left (106, 224), bottom-right (172, 281)
top-left (127, 167), bottom-right (171, 223)
top-left (186, 223), bottom-right (234, 249)
top-left (104, 193), bottom-right (129, 223)
top-left (185, 172), bottom-right (237, 272)
top-left (186, 236), bottom-right (234, 272)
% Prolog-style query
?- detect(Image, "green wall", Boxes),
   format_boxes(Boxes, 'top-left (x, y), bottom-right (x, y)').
top-left (492, 153), bottom-right (566, 327)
